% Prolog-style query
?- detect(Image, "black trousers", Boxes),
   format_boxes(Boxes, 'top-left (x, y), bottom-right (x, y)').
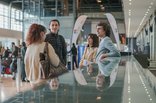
top-left (72, 55), bottom-right (78, 69)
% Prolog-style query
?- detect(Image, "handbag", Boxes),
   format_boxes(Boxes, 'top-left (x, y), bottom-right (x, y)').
top-left (39, 42), bottom-right (68, 79)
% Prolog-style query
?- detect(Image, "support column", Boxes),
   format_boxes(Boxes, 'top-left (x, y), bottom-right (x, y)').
top-left (149, 14), bottom-right (156, 68)
top-left (63, 0), bottom-right (69, 16)
top-left (55, 0), bottom-right (58, 17)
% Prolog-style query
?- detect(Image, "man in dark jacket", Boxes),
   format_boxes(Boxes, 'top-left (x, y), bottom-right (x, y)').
top-left (68, 43), bottom-right (78, 69)
top-left (11, 42), bottom-right (19, 57)
top-left (45, 19), bottom-right (67, 65)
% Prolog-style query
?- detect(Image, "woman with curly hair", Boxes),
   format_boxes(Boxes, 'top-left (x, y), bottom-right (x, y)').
top-left (25, 23), bottom-right (59, 88)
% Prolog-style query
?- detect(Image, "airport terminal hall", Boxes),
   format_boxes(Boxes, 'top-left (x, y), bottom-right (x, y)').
top-left (0, 0), bottom-right (156, 103)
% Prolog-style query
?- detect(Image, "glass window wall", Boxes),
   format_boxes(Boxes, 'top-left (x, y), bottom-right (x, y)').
top-left (0, 3), bottom-right (24, 31)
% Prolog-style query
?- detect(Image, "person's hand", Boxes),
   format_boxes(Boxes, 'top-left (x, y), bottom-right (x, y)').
top-left (79, 64), bottom-right (83, 68)
top-left (83, 60), bottom-right (88, 66)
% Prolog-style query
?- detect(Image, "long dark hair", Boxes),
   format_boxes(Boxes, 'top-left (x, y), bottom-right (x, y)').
top-left (87, 33), bottom-right (99, 47)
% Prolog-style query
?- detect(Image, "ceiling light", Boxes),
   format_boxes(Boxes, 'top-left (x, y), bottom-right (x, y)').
top-left (97, 0), bottom-right (102, 3)
top-left (101, 7), bottom-right (105, 10)
top-left (51, 8), bottom-right (55, 10)
top-left (135, 15), bottom-right (146, 36)
top-left (96, 96), bottom-right (101, 100)
top-left (101, 7), bottom-right (105, 11)
top-left (127, 18), bottom-right (131, 37)
top-left (100, 5), bottom-right (103, 7)
top-left (129, 10), bottom-right (131, 16)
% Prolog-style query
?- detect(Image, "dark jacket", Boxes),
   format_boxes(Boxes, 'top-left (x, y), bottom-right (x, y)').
top-left (12, 46), bottom-right (19, 57)
top-left (21, 46), bottom-right (27, 60)
top-left (45, 32), bottom-right (67, 65)
top-left (70, 46), bottom-right (77, 56)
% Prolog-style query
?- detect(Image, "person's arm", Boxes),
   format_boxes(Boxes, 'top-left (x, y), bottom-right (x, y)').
top-left (79, 47), bottom-right (87, 68)
top-left (100, 37), bottom-right (120, 60)
top-left (92, 48), bottom-right (98, 62)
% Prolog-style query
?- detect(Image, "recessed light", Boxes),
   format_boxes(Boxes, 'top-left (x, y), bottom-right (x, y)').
top-left (147, 9), bottom-right (150, 11)
top-left (97, 0), bottom-right (102, 3)
top-left (96, 96), bottom-right (101, 100)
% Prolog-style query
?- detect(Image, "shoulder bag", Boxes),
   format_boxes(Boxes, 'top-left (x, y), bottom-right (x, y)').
top-left (39, 42), bottom-right (68, 79)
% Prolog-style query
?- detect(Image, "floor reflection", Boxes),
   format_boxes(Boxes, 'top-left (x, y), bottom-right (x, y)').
top-left (2, 56), bottom-right (156, 103)
top-left (2, 57), bottom-right (124, 103)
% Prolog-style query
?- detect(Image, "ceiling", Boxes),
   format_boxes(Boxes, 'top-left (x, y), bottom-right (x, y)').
top-left (0, 0), bottom-right (155, 38)
top-left (78, 0), bottom-right (122, 13)
top-left (2, 0), bottom-right (155, 38)
top-left (0, 0), bottom-right (122, 15)
top-left (38, 0), bottom-right (122, 16)
top-left (122, 0), bottom-right (156, 38)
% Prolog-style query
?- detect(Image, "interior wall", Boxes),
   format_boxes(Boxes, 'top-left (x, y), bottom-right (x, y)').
top-left (0, 28), bottom-right (22, 48)
top-left (24, 16), bottom-right (74, 41)
top-left (0, 28), bottom-right (22, 39)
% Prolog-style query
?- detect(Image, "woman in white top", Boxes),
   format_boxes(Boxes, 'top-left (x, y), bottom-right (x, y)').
top-left (24, 23), bottom-right (59, 87)
top-left (79, 33), bottom-right (99, 69)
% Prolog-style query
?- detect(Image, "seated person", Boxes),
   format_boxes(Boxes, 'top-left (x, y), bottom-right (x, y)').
top-left (79, 33), bottom-right (99, 69)
top-left (96, 57), bottom-right (120, 91)
top-left (96, 21), bottom-right (120, 62)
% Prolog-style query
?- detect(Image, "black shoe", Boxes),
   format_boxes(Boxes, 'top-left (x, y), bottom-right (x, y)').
top-left (26, 79), bottom-right (30, 82)
top-left (22, 79), bottom-right (26, 82)
top-left (12, 77), bottom-right (16, 80)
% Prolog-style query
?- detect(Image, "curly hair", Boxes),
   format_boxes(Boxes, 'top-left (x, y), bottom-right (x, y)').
top-left (97, 21), bottom-right (111, 37)
top-left (26, 23), bottom-right (46, 45)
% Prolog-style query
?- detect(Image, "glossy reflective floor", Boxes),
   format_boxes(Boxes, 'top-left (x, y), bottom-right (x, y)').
top-left (0, 56), bottom-right (156, 103)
